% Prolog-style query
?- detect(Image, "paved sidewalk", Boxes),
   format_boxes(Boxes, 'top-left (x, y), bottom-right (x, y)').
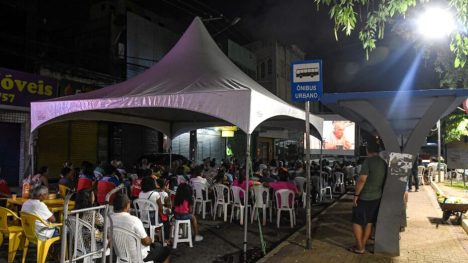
top-left (258, 185), bottom-right (468, 263)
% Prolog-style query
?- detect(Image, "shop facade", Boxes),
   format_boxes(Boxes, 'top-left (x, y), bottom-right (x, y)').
top-left (0, 68), bottom-right (58, 186)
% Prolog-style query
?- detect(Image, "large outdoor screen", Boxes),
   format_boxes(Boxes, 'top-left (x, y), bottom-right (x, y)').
top-left (305, 119), bottom-right (356, 155)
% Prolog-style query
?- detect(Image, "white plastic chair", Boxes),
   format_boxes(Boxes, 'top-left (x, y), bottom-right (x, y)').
top-left (177, 175), bottom-right (188, 185)
top-left (294, 177), bottom-right (307, 208)
top-left (230, 186), bottom-right (251, 225)
top-left (67, 215), bottom-right (109, 263)
top-left (213, 184), bottom-right (231, 222)
top-left (427, 166), bottom-right (434, 183)
top-left (192, 182), bottom-right (213, 219)
top-left (250, 186), bottom-right (272, 225)
top-left (417, 166), bottom-right (425, 185)
top-left (171, 219), bottom-right (193, 249)
top-left (113, 226), bottom-right (152, 263)
top-left (275, 189), bottom-right (296, 228)
top-left (333, 172), bottom-right (345, 193)
top-left (345, 166), bottom-right (356, 186)
top-left (133, 199), bottom-right (164, 244)
top-left (319, 172), bottom-right (333, 201)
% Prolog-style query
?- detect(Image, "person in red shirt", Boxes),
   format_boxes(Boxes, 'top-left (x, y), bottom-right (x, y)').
top-left (0, 178), bottom-right (11, 197)
top-left (96, 164), bottom-right (121, 205)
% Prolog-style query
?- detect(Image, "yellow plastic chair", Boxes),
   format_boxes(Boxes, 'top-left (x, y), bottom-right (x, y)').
top-left (58, 185), bottom-right (70, 198)
top-left (0, 207), bottom-right (23, 262)
top-left (20, 212), bottom-right (62, 263)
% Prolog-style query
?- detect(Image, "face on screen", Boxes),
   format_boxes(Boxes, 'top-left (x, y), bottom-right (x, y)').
top-left (333, 122), bottom-right (345, 140)
top-left (306, 120), bottom-right (356, 155)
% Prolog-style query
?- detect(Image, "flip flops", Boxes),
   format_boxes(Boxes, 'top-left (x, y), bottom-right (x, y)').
top-left (347, 246), bottom-right (365, 254)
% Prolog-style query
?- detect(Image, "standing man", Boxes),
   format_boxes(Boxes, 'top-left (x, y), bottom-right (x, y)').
top-left (407, 159), bottom-right (419, 192)
top-left (350, 142), bottom-right (387, 254)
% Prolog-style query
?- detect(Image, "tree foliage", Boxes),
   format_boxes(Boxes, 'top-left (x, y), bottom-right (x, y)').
top-left (428, 110), bottom-right (468, 143)
top-left (444, 111), bottom-right (468, 143)
top-left (315, 0), bottom-right (468, 70)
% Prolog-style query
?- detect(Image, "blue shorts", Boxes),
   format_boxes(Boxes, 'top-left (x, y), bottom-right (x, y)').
top-left (174, 213), bottom-right (192, 220)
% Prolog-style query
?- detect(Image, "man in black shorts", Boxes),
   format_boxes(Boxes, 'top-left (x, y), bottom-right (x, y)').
top-left (350, 142), bottom-right (387, 254)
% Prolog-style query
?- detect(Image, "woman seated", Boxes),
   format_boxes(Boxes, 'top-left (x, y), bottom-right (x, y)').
top-left (173, 183), bottom-right (203, 242)
top-left (74, 188), bottom-right (104, 251)
top-left (232, 169), bottom-right (254, 188)
top-left (156, 178), bottom-right (172, 242)
top-left (139, 176), bottom-right (165, 222)
top-left (59, 167), bottom-right (76, 191)
top-left (265, 173), bottom-right (299, 194)
top-left (156, 179), bottom-right (171, 212)
top-left (0, 177), bottom-right (11, 198)
top-left (31, 166), bottom-right (49, 188)
top-left (77, 161), bottom-right (96, 191)
top-left (175, 166), bottom-right (190, 186)
top-left (232, 169), bottom-right (255, 198)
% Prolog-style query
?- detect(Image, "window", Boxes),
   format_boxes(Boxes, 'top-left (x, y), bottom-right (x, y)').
top-left (260, 62), bottom-right (265, 79)
top-left (267, 59), bottom-right (272, 75)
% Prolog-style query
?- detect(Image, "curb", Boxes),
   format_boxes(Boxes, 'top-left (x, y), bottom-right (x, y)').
top-left (430, 181), bottom-right (444, 195)
top-left (462, 219), bottom-right (468, 235)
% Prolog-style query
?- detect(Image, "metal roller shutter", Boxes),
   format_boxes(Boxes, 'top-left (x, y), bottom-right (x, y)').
top-left (70, 121), bottom-right (98, 168)
top-left (37, 122), bottom-right (69, 180)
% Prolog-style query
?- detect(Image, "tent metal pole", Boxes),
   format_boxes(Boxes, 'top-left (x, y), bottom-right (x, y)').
top-left (169, 138), bottom-right (173, 171)
top-left (305, 102), bottom-right (312, 249)
top-left (30, 131), bottom-right (37, 177)
top-left (243, 133), bottom-right (251, 261)
top-left (319, 141), bottom-right (323, 187)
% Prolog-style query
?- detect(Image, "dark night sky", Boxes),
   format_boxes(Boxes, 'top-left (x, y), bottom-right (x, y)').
top-left (197, 0), bottom-right (440, 93)
top-left (1, 0), bottom-right (439, 93)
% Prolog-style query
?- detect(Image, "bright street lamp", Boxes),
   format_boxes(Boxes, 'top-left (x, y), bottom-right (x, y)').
top-left (417, 7), bottom-right (456, 39)
top-left (417, 6), bottom-right (457, 181)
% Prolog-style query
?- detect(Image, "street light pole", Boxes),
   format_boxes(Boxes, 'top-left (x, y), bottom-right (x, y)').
top-left (437, 120), bottom-right (441, 182)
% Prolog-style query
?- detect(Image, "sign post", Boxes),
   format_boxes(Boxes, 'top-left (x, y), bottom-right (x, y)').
top-left (291, 60), bottom-right (322, 250)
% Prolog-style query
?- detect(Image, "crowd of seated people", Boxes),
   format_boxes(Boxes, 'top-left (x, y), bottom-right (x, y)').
top-left (1, 154), bottom-right (365, 263)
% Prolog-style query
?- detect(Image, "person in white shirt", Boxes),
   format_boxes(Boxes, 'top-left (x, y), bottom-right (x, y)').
top-left (156, 179), bottom-right (170, 208)
top-left (111, 194), bottom-right (170, 263)
top-left (190, 167), bottom-right (209, 187)
top-left (21, 185), bottom-right (58, 240)
top-left (156, 178), bottom-right (172, 242)
top-left (427, 157), bottom-right (439, 171)
top-left (138, 177), bottom-right (164, 224)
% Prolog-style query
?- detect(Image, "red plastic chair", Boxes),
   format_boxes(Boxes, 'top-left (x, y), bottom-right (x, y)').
top-left (76, 177), bottom-right (93, 192)
top-left (96, 181), bottom-right (116, 205)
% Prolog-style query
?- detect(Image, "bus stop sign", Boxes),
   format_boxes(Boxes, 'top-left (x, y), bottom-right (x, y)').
top-left (291, 60), bottom-right (322, 102)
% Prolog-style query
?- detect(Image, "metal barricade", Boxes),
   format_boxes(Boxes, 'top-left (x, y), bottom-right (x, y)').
top-left (60, 184), bottom-right (126, 263)
top-left (104, 184), bottom-right (125, 263)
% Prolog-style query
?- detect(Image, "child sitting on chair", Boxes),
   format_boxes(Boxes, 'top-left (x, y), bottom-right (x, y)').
top-left (173, 183), bottom-right (203, 242)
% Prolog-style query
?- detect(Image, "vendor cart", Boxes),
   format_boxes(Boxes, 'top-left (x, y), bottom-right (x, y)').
top-left (439, 201), bottom-right (468, 224)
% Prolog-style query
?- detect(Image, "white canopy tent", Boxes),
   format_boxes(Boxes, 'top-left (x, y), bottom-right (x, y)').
top-left (30, 17), bottom-right (323, 256)
top-left (30, 17), bottom-right (322, 138)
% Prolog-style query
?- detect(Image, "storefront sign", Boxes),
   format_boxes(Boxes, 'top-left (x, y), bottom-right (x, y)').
top-left (0, 68), bottom-right (57, 108)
